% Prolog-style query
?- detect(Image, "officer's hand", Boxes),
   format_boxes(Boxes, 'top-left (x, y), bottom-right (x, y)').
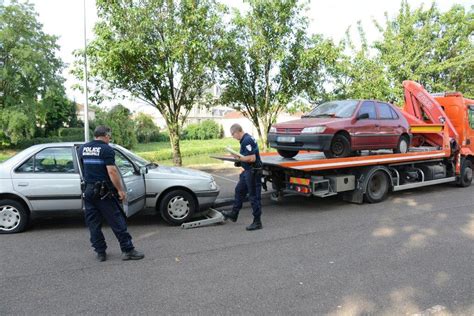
top-left (118, 190), bottom-right (127, 201)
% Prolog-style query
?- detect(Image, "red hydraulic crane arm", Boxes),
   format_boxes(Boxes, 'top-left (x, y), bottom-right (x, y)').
top-left (402, 80), bottom-right (459, 147)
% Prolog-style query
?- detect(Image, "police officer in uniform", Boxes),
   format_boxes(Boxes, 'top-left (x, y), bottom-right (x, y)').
top-left (79, 126), bottom-right (144, 262)
top-left (222, 124), bottom-right (263, 231)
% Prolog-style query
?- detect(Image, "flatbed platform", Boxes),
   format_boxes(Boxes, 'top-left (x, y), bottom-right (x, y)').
top-left (213, 147), bottom-right (449, 172)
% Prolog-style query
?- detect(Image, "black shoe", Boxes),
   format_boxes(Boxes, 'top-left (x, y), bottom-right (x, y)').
top-left (121, 249), bottom-right (145, 261)
top-left (221, 210), bottom-right (239, 222)
top-left (246, 220), bottom-right (263, 231)
top-left (97, 252), bottom-right (107, 262)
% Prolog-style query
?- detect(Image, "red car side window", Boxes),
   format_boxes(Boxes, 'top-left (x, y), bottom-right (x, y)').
top-left (377, 102), bottom-right (394, 120)
top-left (359, 101), bottom-right (377, 119)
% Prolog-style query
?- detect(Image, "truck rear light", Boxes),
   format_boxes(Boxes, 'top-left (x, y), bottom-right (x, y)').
top-left (294, 185), bottom-right (310, 193)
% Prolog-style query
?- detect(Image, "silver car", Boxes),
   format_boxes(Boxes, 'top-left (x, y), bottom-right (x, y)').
top-left (0, 143), bottom-right (220, 233)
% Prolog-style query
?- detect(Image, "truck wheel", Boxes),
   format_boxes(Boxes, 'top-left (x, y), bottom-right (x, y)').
top-left (394, 135), bottom-right (409, 154)
top-left (277, 149), bottom-right (299, 159)
top-left (324, 134), bottom-right (351, 158)
top-left (456, 160), bottom-right (472, 187)
top-left (364, 171), bottom-right (389, 203)
top-left (159, 190), bottom-right (196, 225)
top-left (0, 199), bottom-right (29, 234)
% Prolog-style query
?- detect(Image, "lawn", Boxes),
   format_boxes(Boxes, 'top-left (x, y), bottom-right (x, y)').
top-left (134, 138), bottom-right (240, 163)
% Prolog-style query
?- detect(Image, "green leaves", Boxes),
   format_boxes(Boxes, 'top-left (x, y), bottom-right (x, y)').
top-left (218, 0), bottom-right (314, 149)
top-left (0, 1), bottom-right (74, 147)
top-left (83, 0), bottom-right (224, 165)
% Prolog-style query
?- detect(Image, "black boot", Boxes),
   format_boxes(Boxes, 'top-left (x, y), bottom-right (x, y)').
top-left (246, 218), bottom-right (262, 231)
top-left (96, 252), bottom-right (107, 262)
top-left (221, 210), bottom-right (239, 222)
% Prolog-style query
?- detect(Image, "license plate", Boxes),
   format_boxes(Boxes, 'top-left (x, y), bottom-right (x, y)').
top-left (277, 136), bottom-right (295, 143)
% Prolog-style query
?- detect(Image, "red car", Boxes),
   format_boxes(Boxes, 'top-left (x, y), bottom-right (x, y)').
top-left (268, 100), bottom-right (411, 158)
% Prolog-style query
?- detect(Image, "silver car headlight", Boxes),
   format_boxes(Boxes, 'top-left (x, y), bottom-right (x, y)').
top-left (209, 180), bottom-right (217, 190)
top-left (301, 126), bottom-right (326, 134)
top-left (269, 126), bottom-right (277, 133)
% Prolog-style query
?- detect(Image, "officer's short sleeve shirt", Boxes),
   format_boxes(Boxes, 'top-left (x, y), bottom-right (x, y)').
top-left (79, 140), bottom-right (115, 183)
top-left (239, 133), bottom-right (261, 170)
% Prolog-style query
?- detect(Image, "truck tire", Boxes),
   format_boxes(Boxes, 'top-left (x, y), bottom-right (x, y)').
top-left (277, 150), bottom-right (299, 159)
top-left (324, 134), bottom-right (351, 158)
top-left (456, 160), bottom-right (472, 187)
top-left (0, 199), bottom-right (30, 234)
top-left (364, 170), bottom-right (390, 203)
top-left (159, 189), bottom-right (196, 225)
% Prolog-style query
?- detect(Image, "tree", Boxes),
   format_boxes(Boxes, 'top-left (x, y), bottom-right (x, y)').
top-left (93, 105), bottom-right (137, 149)
top-left (334, 23), bottom-right (394, 101)
top-left (218, 0), bottom-right (339, 150)
top-left (373, 1), bottom-right (474, 100)
top-left (134, 112), bottom-right (159, 143)
top-left (82, 0), bottom-right (223, 165)
top-left (0, 1), bottom-right (74, 144)
top-left (37, 87), bottom-right (79, 136)
top-left (0, 109), bottom-right (34, 146)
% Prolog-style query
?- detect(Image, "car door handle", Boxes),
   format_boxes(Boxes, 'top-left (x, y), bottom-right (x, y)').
top-left (128, 189), bottom-right (133, 192)
top-left (18, 182), bottom-right (29, 187)
top-left (375, 124), bottom-right (380, 127)
top-left (398, 125), bottom-right (402, 127)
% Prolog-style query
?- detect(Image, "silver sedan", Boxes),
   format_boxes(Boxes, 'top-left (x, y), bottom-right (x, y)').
top-left (0, 143), bottom-right (219, 233)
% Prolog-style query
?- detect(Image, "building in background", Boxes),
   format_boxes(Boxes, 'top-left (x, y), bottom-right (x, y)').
top-left (76, 103), bottom-right (96, 122)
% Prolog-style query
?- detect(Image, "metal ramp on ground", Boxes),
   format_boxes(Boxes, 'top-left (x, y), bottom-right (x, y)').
top-left (181, 208), bottom-right (225, 229)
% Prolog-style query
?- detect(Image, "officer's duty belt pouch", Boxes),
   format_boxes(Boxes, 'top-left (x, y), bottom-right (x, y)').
top-left (93, 181), bottom-right (110, 199)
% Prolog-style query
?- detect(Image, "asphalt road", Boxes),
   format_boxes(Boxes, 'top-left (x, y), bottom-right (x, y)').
top-left (1, 167), bottom-right (473, 315)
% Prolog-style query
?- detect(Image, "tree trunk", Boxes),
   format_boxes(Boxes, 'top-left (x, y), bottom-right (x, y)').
top-left (256, 124), bottom-right (268, 152)
top-left (168, 127), bottom-right (182, 166)
top-left (261, 123), bottom-right (270, 152)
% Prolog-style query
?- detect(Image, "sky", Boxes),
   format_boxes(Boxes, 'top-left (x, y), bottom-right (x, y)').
top-left (8, 0), bottom-right (473, 107)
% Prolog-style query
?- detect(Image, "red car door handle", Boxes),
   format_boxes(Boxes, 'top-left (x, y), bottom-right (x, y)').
top-left (375, 124), bottom-right (380, 127)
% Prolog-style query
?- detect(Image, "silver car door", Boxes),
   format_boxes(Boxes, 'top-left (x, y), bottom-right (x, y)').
top-left (12, 146), bottom-right (82, 211)
top-left (114, 149), bottom-right (146, 217)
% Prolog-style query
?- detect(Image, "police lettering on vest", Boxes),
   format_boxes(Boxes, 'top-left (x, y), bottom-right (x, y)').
top-left (79, 140), bottom-right (115, 184)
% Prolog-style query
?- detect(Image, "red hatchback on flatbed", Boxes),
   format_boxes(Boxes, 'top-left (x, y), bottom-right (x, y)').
top-left (268, 100), bottom-right (411, 158)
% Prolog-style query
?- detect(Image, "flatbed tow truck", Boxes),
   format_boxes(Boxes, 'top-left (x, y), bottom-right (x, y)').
top-left (214, 81), bottom-right (474, 204)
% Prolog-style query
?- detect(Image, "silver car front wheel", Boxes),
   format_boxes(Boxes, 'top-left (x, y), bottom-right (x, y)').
top-left (0, 199), bottom-right (29, 234)
top-left (159, 190), bottom-right (197, 225)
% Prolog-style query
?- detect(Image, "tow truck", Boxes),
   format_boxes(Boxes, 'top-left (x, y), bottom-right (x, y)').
top-left (216, 81), bottom-right (474, 204)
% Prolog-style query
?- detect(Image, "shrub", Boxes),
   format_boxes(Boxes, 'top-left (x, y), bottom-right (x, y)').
top-left (154, 131), bottom-right (170, 142)
top-left (58, 127), bottom-right (86, 138)
top-left (134, 113), bottom-right (160, 143)
top-left (182, 120), bottom-right (223, 140)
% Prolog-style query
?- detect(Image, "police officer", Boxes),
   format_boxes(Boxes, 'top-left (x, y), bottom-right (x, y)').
top-left (79, 126), bottom-right (144, 262)
top-left (222, 124), bottom-right (263, 231)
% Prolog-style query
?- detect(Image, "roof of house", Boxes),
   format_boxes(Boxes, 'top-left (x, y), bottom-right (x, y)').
top-left (222, 111), bottom-right (245, 119)
top-left (76, 103), bottom-right (96, 113)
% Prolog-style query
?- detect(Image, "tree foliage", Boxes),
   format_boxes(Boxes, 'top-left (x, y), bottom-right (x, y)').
top-left (369, 1), bottom-right (473, 101)
top-left (82, 0), bottom-right (224, 165)
top-left (0, 1), bottom-right (77, 146)
top-left (218, 0), bottom-right (315, 150)
top-left (92, 105), bottom-right (137, 149)
top-left (183, 119), bottom-right (222, 140)
top-left (134, 112), bottom-right (159, 143)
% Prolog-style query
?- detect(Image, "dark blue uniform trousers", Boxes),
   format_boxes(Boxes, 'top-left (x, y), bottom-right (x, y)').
top-left (84, 187), bottom-right (134, 253)
top-left (232, 169), bottom-right (262, 219)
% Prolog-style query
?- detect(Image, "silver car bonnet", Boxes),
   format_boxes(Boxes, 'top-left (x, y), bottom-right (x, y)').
top-left (146, 165), bottom-right (212, 181)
